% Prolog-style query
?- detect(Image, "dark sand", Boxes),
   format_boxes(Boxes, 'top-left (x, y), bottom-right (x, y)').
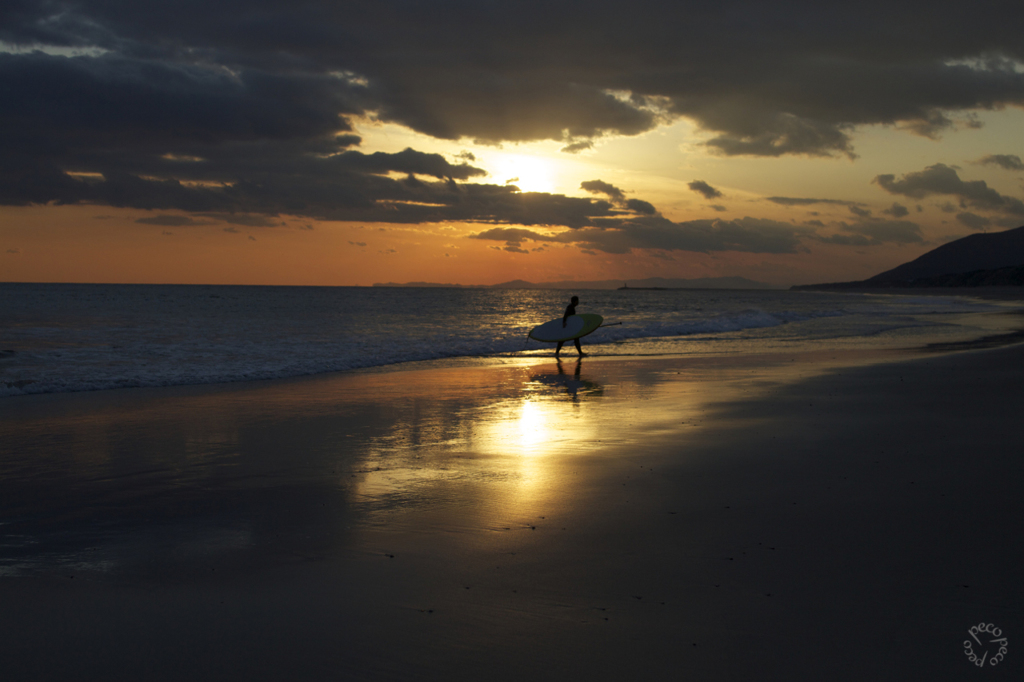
top-left (1, 342), bottom-right (1022, 680)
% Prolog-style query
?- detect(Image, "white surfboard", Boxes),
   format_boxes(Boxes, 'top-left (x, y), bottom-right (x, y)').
top-left (529, 314), bottom-right (604, 343)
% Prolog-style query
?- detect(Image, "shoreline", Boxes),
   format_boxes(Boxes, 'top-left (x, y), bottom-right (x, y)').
top-left (5, 298), bottom-right (1024, 403)
top-left (4, 286), bottom-right (1023, 401)
top-left (793, 285), bottom-right (1024, 300)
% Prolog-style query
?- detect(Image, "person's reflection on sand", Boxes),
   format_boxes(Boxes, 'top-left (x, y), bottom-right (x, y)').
top-left (530, 358), bottom-right (603, 400)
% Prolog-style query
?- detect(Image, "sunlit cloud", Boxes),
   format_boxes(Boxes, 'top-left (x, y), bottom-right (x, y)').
top-left (874, 164), bottom-right (1024, 217)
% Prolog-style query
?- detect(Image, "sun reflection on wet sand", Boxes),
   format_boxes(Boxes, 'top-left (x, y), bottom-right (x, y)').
top-left (339, 355), bottom-right (789, 543)
top-left (348, 361), bottom-right (613, 531)
top-left (0, 350), bottom-right (884, 578)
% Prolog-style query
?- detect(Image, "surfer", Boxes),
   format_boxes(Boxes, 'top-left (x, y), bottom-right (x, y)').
top-left (556, 296), bottom-right (586, 358)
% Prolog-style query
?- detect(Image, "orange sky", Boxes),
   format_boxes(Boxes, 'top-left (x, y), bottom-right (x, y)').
top-left (5, 111), bottom-right (1021, 288)
top-left (0, 202), bottom-right (938, 287)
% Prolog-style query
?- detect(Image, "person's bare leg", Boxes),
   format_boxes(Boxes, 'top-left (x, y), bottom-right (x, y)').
top-left (555, 341), bottom-right (564, 357)
top-left (574, 338), bottom-right (586, 357)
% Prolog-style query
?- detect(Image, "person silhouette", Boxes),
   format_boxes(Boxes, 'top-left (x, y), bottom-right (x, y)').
top-left (555, 295), bottom-right (586, 358)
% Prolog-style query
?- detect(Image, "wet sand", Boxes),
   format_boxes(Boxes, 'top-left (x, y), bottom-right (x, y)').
top-left (1, 343), bottom-right (1023, 680)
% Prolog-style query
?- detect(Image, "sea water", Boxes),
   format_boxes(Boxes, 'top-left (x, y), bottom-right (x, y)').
top-left (0, 282), bottom-right (1012, 397)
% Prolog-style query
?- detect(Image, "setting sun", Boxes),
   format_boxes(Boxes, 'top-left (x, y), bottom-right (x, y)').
top-left (486, 152), bottom-right (559, 194)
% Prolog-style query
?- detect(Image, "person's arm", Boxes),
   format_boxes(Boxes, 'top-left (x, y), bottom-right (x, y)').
top-left (563, 305), bottom-right (572, 327)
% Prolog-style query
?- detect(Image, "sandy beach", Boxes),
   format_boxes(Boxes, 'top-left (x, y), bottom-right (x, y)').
top-left (2, 338), bottom-right (1023, 680)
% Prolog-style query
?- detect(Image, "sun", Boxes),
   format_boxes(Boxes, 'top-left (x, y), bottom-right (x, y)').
top-left (486, 153), bottom-right (557, 194)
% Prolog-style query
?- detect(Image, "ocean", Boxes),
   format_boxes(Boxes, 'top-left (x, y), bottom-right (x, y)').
top-left (0, 282), bottom-right (1013, 397)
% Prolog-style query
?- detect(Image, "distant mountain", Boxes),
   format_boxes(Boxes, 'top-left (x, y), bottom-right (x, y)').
top-left (877, 266), bottom-right (1024, 287)
top-left (373, 276), bottom-right (780, 290)
top-left (794, 225), bottom-right (1024, 290)
top-left (867, 225), bottom-right (1024, 283)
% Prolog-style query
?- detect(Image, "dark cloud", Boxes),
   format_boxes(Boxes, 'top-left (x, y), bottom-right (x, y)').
top-left (685, 53), bottom-right (1024, 158)
top-left (472, 227), bottom-right (555, 249)
top-left (881, 202), bottom-right (909, 218)
top-left (0, 2), bottom-right (1021, 178)
top-left (956, 211), bottom-right (991, 230)
top-left (802, 194), bottom-right (925, 244)
top-left (561, 140), bottom-right (594, 154)
top-left (874, 163), bottom-right (1024, 217)
top-left (688, 180), bottom-right (723, 199)
top-left (328, 148), bottom-right (486, 181)
top-left (818, 220), bottom-right (923, 245)
top-left (0, 141), bottom-right (496, 220)
top-left (5, 0), bottom-right (1024, 227)
top-left (580, 180), bottom-right (656, 216)
top-left (710, 204), bottom-right (727, 212)
top-left (0, 36), bottom-right (488, 221)
top-left (204, 214), bottom-right (281, 227)
top-left (580, 180), bottom-right (625, 203)
top-left (471, 215), bottom-right (813, 255)
top-left (977, 154), bottom-right (1024, 171)
top-left (702, 113), bottom-right (856, 158)
top-left (766, 196), bottom-right (859, 207)
top-left (135, 215), bottom-right (203, 226)
top-left (625, 198), bottom-right (656, 215)
top-left (995, 217), bottom-right (1024, 228)
top-left (817, 234), bottom-right (872, 246)
top-left (0, 50), bottom-right (366, 156)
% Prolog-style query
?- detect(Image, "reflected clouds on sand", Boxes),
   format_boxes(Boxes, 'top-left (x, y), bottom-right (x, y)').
top-left (0, 359), bottom-right (632, 577)
top-left (3, 355), bottom-right (764, 578)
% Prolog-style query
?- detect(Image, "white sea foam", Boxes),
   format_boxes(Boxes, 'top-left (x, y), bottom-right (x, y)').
top-left (0, 284), bottom-right (1004, 396)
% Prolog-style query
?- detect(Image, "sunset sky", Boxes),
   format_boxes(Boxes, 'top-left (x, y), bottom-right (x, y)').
top-left (3, 0), bottom-right (1024, 286)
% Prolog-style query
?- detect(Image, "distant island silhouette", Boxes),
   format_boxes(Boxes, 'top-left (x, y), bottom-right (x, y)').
top-left (374, 276), bottom-right (781, 290)
top-left (793, 225), bottom-right (1024, 290)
